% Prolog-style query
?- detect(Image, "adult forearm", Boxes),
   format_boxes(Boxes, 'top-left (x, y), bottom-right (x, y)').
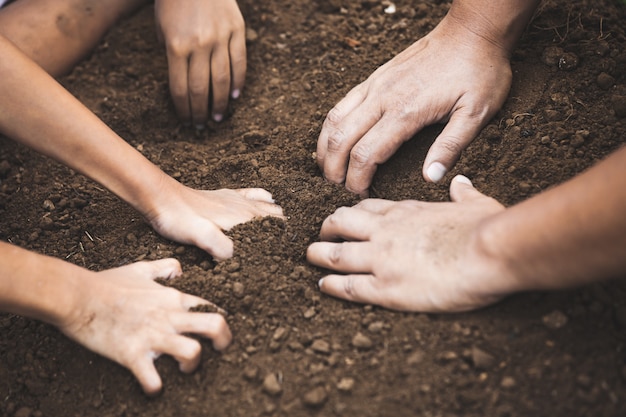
top-left (478, 146), bottom-right (626, 292)
top-left (443, 0), bottom-right (541, 56)
top-left (0, 35), bottom-right (172, 217)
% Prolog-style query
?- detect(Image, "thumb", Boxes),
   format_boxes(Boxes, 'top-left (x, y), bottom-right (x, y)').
top-left (449, 175), bottom-right (485, 203)
top-left (422, 112), bottom-right (484, 183)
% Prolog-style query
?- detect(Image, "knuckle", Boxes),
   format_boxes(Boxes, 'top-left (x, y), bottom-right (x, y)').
top-left (326, 128), bottom-right (348, 152)
top-left (343, 276), bottom-right (359, 299)
top-left (325, 106), bottom-right (344, 126)
top-left (349, 143), bottom-right (372, 166)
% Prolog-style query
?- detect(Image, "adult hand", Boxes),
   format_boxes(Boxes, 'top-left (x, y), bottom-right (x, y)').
top-left (317, 17), bottom-right (512, 196)
top-left (307, 176), bottom-right (511, 312)
top-left (145, 184), bottom-right (284, 260)
top-left (154, 0), bottom-right (246, 127)
top-left (59, 258), bottom-right (231, 395)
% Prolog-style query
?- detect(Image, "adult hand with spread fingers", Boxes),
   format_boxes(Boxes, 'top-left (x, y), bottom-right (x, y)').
top-left (317, 0), bottom-right (540, 196)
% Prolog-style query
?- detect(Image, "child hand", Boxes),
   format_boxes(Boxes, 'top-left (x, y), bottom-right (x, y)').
top-left (59, 258), bottom-right (231, 395)
top-left (145, 185), bottom-right (284, 260)
top-left (154, 0), bottom-right (246, 127)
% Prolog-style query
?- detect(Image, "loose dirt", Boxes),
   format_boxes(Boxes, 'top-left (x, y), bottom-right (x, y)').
top-left (1, 1), bottom-right (626, 416)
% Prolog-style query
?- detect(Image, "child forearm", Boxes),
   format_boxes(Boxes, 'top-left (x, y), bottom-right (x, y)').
top-left (0, 242), bottom-right (86, 326)
top-left (0, 34), bottom-right (172, 218)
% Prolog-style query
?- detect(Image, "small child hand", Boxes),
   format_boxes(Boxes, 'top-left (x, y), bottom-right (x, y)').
top-left (59, 258), bottom-right (231, 395)
top-left (155, 0), bottom-right (246, 127)
top-left (146, 185), bottom-right (284, 260)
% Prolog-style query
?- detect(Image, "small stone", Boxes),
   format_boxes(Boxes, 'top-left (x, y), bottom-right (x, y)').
top-left (337, 377), bottom-right (355, 392)
top-left (501, 376), bottom-right (516, 388)
top-left (245, 28), bottom-right (258, 42)
top-left (272, 326), bottom-right (288, 341)
top-left (570, 134), bottom-right (585, 148)
top-left (611, 95), bottom-right (626, 118)
top-left (243, 365), bottom-right (258, 381)
top-left (596, 72), bottom-right (615, 90)
top-left (303, 307), bottom-right (316, 319)
top-left (541, 46), bottom-right (564, 66)
top-left (406, 350), bottom-right (424, 365)
top-left (558, 52), bottom-right (579, 71)
top-left (311, 339), bottom-right (331, 354)
top-left (232, 282), bottom-right (245, 298)
top-left (351, 332), bottom-right (373, 349)
top-left (471, 347), bottom-right (495, 370)
top-left (367, 321), bottom-right (384, 333)
top-left (225, 262), bottom-right (240, 273)
top-left (542, 310), bottom-right (569, 329)
top-left (262, 373), bottom-right (282, 396)
top-left (14, 407), bottom-right (32, 417)
top-left (42, 199), bottom-right (55, 211)
top-left (302, 386), bottom-right (328, 407)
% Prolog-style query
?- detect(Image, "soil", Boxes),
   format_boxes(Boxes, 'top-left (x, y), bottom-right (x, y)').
top-left (1, 0), bottom-right (626, 416)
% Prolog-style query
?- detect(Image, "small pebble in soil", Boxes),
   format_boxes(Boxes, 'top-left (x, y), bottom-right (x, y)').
top-left (558, 52), bottom-right (579, 71)
top-left (470, 346), bottom-right (496, 370)
top-left (262, 373), bottom-right (282, 396)
top-left (596, 72), bottom-right (615, 90)
top-left (351, 332), bottom-right (373, 349)
top-left (611, 95), bottom-right (626, 118)
top-left (272, 326), bottom-right (288, 341)
top-left (311, 339), bottom-right (331, 354)
top-left (302, 386), bottom-right (328, 407)
top-left (500, 376), bottom-right (516, 389)
top-left (337, 377), bottom-right (355, 392)
top-left (542, 310), bottom-right (569, 329)
top-left (243, 365), bottom-right (259, 381)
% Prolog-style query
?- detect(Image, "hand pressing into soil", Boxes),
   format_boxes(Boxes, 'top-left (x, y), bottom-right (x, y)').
top-left (145, 185), bottom-right (284, 260)
top-left (307, 176), bottom-right (508, 312)
top-left (317, 0), bottom-right (540, 196)
top-left (309, 147), bottom-right (626, 312)
top-left (155, 0), bottom-right (246, 127)
top-left (0, 245), bottom-right (231, 395)
top-left (61, 258), bottom-right (231, 395)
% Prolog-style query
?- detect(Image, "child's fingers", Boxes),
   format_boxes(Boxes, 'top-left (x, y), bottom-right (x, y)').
top-left (128, 355), bottom-right (163, 395)
top-left (170, 312), bottom-right (232, 350)
top-left (191, 222), bottom-right (234, 260)
top-left (235, 188), bottom-right (275, 203)
top-left (188, 49), bottom-right (211, 127)
top-left (229, 28), bottom-right (246, 98)
top-left (155, 334), bottom-right (202, 374)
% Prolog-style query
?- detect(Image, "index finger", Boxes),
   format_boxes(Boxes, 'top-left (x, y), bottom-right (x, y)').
top-left (166, 48), bottom-right (192, 125)
top-left (317, 84), bottom-right (371, 179)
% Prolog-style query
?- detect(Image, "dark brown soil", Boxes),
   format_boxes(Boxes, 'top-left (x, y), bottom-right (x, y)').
top-left (1, 1), bottom-right (626, 416)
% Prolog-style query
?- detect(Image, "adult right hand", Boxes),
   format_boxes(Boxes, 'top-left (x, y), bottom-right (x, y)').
top-left (317, 14), bottom-right (513, 196)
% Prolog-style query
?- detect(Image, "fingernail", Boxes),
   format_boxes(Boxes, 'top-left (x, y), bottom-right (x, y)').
top-left (231, 89), bottom-right (240, 99)
top-left (195, 124), bottom-right (206, 131)
top-left (213, 113), bottom-right (223, 122)
top-left (454, 174), bottom-right (473, 186)
top-left (318, 277), bottom-right (324, 288)
top-left (426, 162), bottom-right (447, 183)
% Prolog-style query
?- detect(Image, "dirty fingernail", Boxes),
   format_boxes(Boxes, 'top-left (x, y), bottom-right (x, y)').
top-left (213, 113), bottom-right (223, 122)
top-left (195, 124), bottom-right (206, 131)
top-left (231, 89), bottom-right (240, 99)
top-left (426, 162), bottom-right (447, 183)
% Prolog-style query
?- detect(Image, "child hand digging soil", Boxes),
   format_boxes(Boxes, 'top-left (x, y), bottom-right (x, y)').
top-left (0, 32), bottom-right (282, 393)
top-left (0, 0), bottom-right (246, 127)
